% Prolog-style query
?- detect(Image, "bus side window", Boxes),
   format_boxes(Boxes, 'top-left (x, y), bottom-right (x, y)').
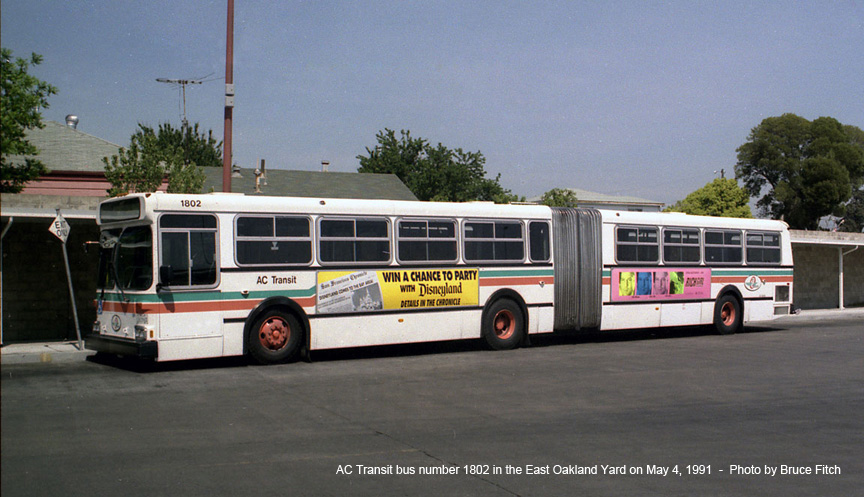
top-left (529, 221), bottom-right (550, 262)
top-left (746, 232), bottom-right (781, 264)
top-left (663, 228), bottom-right (700, 264)
top-left (397, 219), bottom-right (458, 263)
top-left (616, 226), bottom-right (658, 263)
top-left (704, 229), bottom-right (742, 264)
top-left (319, 218), bottom-right (391, 264)
top-left (159, 214), bottom-right (219, 288)
top-left (464, 220), bottom-right (525, 263)
top-left (235, 215), bottom-right (312, 266)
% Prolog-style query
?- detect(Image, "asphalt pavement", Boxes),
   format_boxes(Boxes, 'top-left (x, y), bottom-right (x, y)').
top-left (2, 308), bottom-right (862, 497)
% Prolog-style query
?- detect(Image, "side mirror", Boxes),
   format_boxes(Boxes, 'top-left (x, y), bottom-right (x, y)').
top-left (157, 265), bottom-right (174, 291)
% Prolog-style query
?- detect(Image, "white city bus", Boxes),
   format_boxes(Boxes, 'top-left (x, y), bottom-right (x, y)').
top-left (86, 192), bottom-right (793, 363)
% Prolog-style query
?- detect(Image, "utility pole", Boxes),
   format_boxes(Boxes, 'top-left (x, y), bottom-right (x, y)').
top-left (222, 0), bottom-right (235, 193)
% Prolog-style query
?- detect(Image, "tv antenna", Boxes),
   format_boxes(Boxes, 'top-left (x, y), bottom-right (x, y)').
top-left (156, 75), bottom-right (213, 129)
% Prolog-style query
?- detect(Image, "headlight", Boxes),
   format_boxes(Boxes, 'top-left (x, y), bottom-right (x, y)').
top-left (134, 325), bottom-right (149, 342)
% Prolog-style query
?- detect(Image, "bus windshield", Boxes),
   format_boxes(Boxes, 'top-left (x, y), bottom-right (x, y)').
top-left (98, 226), bottom-right (153, 291)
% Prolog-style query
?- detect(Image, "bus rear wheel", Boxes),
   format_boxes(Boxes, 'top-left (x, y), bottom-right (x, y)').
top-left (713, 294), bottom-right (742, 335)
top-left (248, 310), bottom-right (303, 364)
top-left (482, 298), bottom-right (525, 350)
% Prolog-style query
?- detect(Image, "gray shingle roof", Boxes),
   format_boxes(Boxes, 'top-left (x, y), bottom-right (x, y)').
top-left (528, 187), bottom-right (663, 208)
top-left (8, 121), bottom-right (122, 173)
top-left (202, 167), bottom-right (418, 201)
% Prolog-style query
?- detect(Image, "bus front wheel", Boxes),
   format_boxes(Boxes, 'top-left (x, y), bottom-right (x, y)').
top-left (713, 294), bottom-right (742, 335)
top-left (482, 298), bottom-right (525, 350)
top-left (248, 309), bottom-right (303, 364)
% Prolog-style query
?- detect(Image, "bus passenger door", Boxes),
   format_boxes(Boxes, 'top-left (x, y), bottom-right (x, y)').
top-left (157, 214), bottom-right (223, 343)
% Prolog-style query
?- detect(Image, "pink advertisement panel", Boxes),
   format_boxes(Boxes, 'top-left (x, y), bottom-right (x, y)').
top-left (611, 268), bottom-right (711, 302)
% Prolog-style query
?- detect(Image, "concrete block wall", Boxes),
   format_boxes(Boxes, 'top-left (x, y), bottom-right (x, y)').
top-left (1, 218), bottom-right (99, 343)
top-left (793, 244), bottom-right (864, 309)
top-left (841, 246), bottom-right (864, 307)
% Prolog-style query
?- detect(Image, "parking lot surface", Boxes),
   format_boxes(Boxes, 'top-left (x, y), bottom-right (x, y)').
top-left (2, 313), bottom-right (862, 496)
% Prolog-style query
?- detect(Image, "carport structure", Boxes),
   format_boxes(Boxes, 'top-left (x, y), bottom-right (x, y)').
top-left (790, 230), bottom-right (864, 310)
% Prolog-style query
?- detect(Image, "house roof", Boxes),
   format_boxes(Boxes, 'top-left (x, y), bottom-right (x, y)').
top-left (202, 167), bottom-right (418, 201)
top-left (8, 121), bottom-right (122, 173)
top-left (529, 187), bottom-right (664, 208)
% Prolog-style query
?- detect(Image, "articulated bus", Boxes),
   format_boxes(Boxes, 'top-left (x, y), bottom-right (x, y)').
top-left (86, 192), bottom-right (793, 363)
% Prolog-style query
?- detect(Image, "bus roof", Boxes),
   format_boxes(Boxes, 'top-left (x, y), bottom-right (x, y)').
top-left (600, 209), bottom-right (789, 231)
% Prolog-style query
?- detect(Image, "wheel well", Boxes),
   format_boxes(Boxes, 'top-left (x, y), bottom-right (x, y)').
top-left (482, 289), bottom-right (529, 338)
top-left (716, 285), bottom-right (743, 307)
top-left (715, 285), bottom-right (744, 319)
top-left (243, 297), bottom-right (310, 354)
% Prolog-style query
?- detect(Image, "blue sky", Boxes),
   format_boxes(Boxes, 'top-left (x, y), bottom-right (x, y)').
top-left (3, 1), bottom-right (863, 205)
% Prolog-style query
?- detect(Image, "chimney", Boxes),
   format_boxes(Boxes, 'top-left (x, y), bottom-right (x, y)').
top-left (65, 115), bottom-right (79, 129)
top-left (259, 159), bottom-right (267, 185)
top-left (321, 160), bottom-right (330, 172)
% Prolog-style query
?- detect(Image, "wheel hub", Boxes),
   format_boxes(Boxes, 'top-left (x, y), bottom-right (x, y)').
top-left (494, 310), bottom-right (515, 340)
top-left (721, 302), bottom-right (736, 326)
top-left (259, 317), bottom-right (290, 350)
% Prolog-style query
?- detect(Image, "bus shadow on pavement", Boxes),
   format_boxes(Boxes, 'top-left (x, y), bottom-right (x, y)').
top-left (85, 324), bottom-right (787, 372)
top-left (530, 323), bottom-right (786, 348)
top-left (86, 352), bottom-right (252, 373)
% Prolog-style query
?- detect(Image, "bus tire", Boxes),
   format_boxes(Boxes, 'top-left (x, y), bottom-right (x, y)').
top-left (713, 293), bottom-right (742, 335)
top-left (248, 309), bottom-right (303, 364)
top-left (482, 298), bottom-right (525, 350)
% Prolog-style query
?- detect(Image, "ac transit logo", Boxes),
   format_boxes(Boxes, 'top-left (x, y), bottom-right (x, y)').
top-left (111, 315), bottom-right (122, 331)
top-left (744, 275), bottom-right (763, 292)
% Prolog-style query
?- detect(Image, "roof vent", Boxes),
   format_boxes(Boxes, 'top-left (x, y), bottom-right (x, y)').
top-left (65, 115), bottom-right (79, 129)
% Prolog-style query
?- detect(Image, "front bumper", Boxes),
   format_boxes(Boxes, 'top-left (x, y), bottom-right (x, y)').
top-left (85, 334), bottom-right (158, 359)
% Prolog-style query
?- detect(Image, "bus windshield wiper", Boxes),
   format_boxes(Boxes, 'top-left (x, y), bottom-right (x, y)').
top-left (109, 252), bottom-right (128, 303)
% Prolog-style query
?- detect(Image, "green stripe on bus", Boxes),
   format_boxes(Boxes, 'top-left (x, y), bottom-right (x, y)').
top-left (100, 286), bottom-right (317, 303)
top-left (712, 269), bottom-right (793, 276)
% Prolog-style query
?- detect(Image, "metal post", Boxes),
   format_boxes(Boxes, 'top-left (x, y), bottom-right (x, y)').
top-left (61, 240), bottom-right (84, 350)
top-left (838, 246), bottom-right (844, 310)
top-left (839, 245), bottom-right (860, 311)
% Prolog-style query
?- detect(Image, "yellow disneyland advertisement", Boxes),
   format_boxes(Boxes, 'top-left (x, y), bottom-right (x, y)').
top-left (317, 268), bottom-right (479, 314)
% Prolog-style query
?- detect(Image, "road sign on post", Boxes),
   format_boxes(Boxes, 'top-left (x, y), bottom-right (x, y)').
top-left (49, 210), bottom-right (82, 350)
top-left (49, 213), bottom-right (70, 243)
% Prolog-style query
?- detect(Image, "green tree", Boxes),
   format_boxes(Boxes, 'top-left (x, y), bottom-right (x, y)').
top-left (104, 122), bottom-right (222, 196)
top-left (665, 178), bottom-right (753, 218)
top-left (735, 113), bottom-right (864, 229)
top-left (539, 188), bottom-right (578, 208)
top-left (357, 128), bottom-right (521, 203)
top-left (838, 188), bottom-right (864, 232)
top-left (1, 48), bottom-right (58, 193)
